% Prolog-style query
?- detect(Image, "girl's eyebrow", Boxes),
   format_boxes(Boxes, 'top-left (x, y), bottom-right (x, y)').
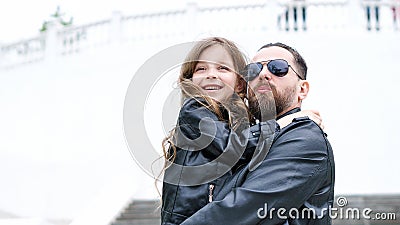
top-left (196, 60), bottom-right (231, 66)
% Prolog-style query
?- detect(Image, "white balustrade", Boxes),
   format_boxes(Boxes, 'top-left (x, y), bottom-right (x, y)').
top-left (392, 0), bottom-right (400, 30)
top-left (58, 19), bottom-right (112, 55)
top-left (197, 4), bottom-right (268, 37)
top-left (0, 35), bottom-right (45, 69)
top-left (277, 0), bottom-right (349, 32)
top-left (1, 0), bottom-right (399, 69)
top-left (360, 0), bottom-right (400, 31)
top-left (122, 10), bottom-right (186, 42)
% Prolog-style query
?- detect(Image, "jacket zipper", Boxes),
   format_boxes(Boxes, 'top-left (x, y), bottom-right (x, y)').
top-left (208, 184), bottom-right (215, 203)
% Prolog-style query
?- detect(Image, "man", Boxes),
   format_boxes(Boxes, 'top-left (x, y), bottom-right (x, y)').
top-left (181, 42), bottom-right (335, 224)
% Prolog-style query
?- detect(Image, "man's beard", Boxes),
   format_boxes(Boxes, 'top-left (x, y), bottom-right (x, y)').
top-left (249, 90), bottom-right (275, 122)
top-left (248, 82), bottom-right (297, 121)
top-left (248, 82), bottom-right (276, 122)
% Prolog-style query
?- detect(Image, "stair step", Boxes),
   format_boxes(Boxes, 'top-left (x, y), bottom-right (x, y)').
top-left (122, 208), bottom-right (160, 214)
top-left (126, 203), bottom-right (160, 210)
top-left (118, 213), bottom-right (160, 220)
top-left (111, 218), bottom-right (161, 225)
top-left (111, 200), bottom-right (161, 225)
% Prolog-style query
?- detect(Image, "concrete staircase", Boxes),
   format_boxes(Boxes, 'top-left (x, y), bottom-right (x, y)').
top-left (111, 200), bottom-right (161, 225)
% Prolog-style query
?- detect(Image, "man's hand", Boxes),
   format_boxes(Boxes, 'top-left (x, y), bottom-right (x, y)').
top-left (276, 109), bottom-right (324, 129)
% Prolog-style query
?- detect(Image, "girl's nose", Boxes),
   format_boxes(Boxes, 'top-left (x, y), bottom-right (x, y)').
top-left (206, 68), bottom-right (218, 79)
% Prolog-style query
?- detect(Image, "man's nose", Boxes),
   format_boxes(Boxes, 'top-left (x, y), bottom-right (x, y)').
top-left (258, 67), bottom-right (271, 80)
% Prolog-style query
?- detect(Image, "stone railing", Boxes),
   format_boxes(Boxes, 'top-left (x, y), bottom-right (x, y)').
top-left (1, 0), bottom-right (399, 69)
top-left (360, 0), bottom-right (400, 31)
top-left (0, 35), bottom-right (46, 68)
top-left (277, 0), bottom-right (349, 31)
top-left (58, 18), bottom-right (112, 55)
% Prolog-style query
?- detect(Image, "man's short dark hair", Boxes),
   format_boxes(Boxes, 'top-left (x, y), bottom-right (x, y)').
top-left (258, 42), bottom-right (307, 80)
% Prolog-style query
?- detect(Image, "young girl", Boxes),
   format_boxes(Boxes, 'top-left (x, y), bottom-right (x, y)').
top-left (160, 37), bottom-right (321, 224)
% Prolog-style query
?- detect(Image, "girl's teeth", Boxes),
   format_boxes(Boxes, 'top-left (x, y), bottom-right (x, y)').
top-left (205, 86), bottom-right (220, 90)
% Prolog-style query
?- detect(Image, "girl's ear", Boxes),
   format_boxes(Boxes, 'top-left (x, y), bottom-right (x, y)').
top-left (235, 79), bottom-right (245, 93)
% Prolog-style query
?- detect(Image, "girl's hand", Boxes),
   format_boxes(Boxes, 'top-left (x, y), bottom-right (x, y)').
top-left (276, 110), bottom-right (324, 129)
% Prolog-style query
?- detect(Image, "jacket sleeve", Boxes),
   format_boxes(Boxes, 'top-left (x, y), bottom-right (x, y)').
top-left (174, 98), bottom-right (273, 166)
top-left (181, 118), bottom-right (330, 225)
top-left (168, 98), bottom-right (276, 186)
top-left (175, 97), bottom-right (231, 160)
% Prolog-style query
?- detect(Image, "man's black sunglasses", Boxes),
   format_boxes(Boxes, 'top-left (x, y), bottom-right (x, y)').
top-left (240, 59), bottom-right (303, 81)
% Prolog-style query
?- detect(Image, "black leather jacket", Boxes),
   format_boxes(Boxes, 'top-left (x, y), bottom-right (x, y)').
top-left (161, 98), bottom-right (276, 224)
top-left (181, 108), bottom-right (335, 225)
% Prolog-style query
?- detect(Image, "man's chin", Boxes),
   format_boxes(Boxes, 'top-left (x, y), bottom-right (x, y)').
top-left (249, 94), bottom-right (276, 121)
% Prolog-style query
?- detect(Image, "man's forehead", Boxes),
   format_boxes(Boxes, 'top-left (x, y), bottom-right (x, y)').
top-left (252, 46), bottom-right (293, 62)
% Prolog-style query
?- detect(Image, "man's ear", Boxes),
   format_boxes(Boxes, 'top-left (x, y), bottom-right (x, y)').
top-left (298, 80), bottom-right (309, 101)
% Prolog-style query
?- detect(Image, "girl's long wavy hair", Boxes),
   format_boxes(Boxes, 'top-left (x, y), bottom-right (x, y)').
top-left (161, 37), bottom-right (250, 170)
